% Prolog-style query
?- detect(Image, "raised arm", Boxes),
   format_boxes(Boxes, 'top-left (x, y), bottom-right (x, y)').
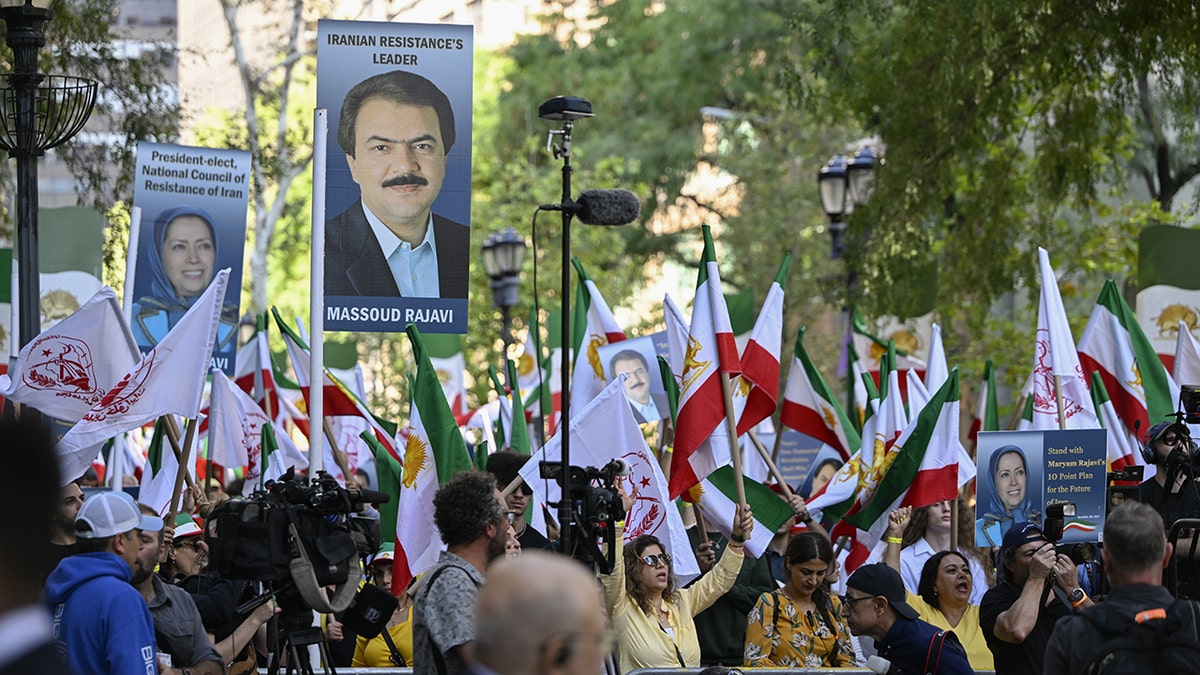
top-left (882, 506), bottom-right (912, 572)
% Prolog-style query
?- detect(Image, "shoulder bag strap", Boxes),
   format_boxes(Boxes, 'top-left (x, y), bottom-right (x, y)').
top-left (923, 629), bottom-right (948, 675)
top-left (380, 626), bottom-right (407, 667)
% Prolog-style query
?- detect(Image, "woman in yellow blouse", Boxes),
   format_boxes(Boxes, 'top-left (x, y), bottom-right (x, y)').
top-left (353, 544), bottom-right (415, 668)
top-left (601, 492), bottom-right (753, 673)
top-left (883, 506), bottom-right (994, 670)
top-left (744, 531), bottom-right (855, 668)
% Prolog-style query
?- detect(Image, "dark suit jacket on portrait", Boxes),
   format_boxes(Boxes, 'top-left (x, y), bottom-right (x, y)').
top-left (325, 200), bottom-right (470, 298)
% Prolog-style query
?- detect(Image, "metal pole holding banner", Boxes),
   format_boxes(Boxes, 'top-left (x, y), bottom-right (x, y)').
top-left (308, 108), bottom-right (327, 475)
top-left (123, 205), bottom-right (142, 321)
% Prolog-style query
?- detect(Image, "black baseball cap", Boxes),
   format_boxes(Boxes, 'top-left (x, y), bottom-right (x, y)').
top-left (1001, 521), bottom-right (1048, 555)
top-left (846, 563), bottom-right (918, 620)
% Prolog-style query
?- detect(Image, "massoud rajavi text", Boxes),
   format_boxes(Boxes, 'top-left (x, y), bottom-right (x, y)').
top-left (325, 305), bottom-right (455, 324)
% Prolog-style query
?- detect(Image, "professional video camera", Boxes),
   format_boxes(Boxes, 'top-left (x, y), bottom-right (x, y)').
top-left (1043, 502), bottom-right (1096, 566)
top-left (208, 469), bottom-right (386, 611)
top-left (1106, 464), bottom-right (1143, 514)
top-left (207, 469), bottom-right (389, 674)
top-left (539, 459), bottom-right (629, 574)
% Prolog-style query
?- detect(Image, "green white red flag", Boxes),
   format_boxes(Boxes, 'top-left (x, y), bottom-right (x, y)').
top-left (736, 255), bottom-right (789, 436)
top-left (1135, 225), bottom-right (1200, 372)
top-left (779, 328), bottom-right (861, 461)
top-left (55, 269), bottom-right (230, 484)
top-left (843, 369), bottom-right (963, 544)
top-left (138, 418), bottom-right (178, 515)
top-left (569, 258), bottom-right (627, 413)
top-left (1078, 279), bottom-right (1179, 441)
top-left (688, 466), bottom-right (794, 557)
top-left (273, 308), bottom-right (399, 459)
top-left (668, 225), bottom-right (742, 499)
top-left (393, 324), bottom-right (474, 594)
top-left (1033, 248), bottom-right (1099, 430)
top-left (425, 333), bottom-right (467, 417)
top-left (361, 429), bottom-right (402, 548)
top-left (1088, 370), bottom-right (1139, 470)
top-left (968, 360), bottom-right (999, 450)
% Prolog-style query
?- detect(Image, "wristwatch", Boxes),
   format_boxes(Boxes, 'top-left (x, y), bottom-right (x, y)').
top-left (1068, 588), bottom-right (1086, 606)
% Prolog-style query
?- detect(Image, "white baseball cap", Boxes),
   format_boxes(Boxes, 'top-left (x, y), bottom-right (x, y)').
top-left (76, 491), bottom-right (163, 539)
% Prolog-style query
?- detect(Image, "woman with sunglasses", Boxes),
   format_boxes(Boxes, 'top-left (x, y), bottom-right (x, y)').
top-left (883, 506), bottom-right (994, 670)
top-left (602, 486), bottom-right (754, 672)
top-left (744, 531), bottom-right (855, 668)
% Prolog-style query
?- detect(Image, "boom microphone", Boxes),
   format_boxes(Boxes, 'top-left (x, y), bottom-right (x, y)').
top-left (540, 188), bottom-right (641, 226)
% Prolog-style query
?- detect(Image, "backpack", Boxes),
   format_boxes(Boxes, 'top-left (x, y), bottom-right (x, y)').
top-left (1080, 599), bottom-right (1200, 674)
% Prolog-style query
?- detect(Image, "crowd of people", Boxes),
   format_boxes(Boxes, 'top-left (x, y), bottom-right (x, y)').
top-left (5, 419), bottom-right (1200, 674)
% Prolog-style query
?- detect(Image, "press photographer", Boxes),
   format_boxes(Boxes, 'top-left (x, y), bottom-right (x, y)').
top-left (1138, 417), bottom-right (1200, 598)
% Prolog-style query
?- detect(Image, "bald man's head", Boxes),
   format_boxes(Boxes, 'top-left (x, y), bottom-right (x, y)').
top-left (475, 552), bottom-right (610, 675)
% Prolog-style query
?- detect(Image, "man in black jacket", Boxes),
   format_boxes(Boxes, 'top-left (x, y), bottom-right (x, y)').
top-left (1044, 502), bottom-right (1200, 672)
top-left (326, 69), bottom-right (469, 299)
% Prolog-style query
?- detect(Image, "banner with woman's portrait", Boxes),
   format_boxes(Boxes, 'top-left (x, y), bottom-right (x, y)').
top-left (975, 428), bottom-right (1107, 547)
top-left (130, 141), bottom-right (250, 375)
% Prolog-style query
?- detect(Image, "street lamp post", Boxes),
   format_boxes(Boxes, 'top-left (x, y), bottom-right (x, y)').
top-left (481, 226), bottom-right (527, 382)
top-left (0, 0), bottom-right (97, 349)
top-left (818, 146), bottom-right (876, 356)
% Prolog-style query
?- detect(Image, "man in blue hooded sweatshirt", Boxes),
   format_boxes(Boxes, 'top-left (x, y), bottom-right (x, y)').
top-left (45, 490), bottom-right (162, 674)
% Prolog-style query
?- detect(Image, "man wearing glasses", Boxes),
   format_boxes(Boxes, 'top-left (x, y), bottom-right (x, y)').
top-left (843, 563), bottom-right (973, 675)
top-left (1138, 420), bottom-right (1200, 598)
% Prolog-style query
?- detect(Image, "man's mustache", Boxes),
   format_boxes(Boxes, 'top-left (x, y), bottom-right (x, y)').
top-left (382, 174), bottom-right (428, 188)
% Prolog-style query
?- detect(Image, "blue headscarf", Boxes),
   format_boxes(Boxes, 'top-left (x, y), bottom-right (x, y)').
top-left (983, 444), bottom-right (1037, 522)
top-left (144, 206), bottom-right (218, 308)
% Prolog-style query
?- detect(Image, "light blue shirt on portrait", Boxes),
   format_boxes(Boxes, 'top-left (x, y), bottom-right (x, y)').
top-left (363, 202), bottom-right (440, 297)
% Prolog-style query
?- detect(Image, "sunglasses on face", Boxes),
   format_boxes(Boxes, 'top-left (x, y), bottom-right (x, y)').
top-left (641, 553), bottom-right (672, 567)
top-left (174, 539), bottom-right (201, 551)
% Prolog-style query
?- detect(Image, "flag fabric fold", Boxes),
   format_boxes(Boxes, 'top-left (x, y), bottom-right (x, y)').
top-left (55, 270), bottom-right (230, 484)
top-left (780, 328), bottom-right (862, 461)
top-left (1, 286), bottom-right (141, 421)
top-left (736, 256), bottom-right (789, 436)
top-left (392, 324), bottom-right (475, 594)
top-left (569, 259), bottom-right (627, 412)
top-left (1032, 249), bottom-right (1099, 430)
top-left (519, 375), bottom-right (701, 582)
top-left (669, 225), bottom-right (740, 499)
top-left (1078, 279), bottom-right (1179, 439)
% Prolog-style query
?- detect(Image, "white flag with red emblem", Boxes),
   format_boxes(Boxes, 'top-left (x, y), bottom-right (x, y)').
top-left (1032, 249), bottom-right (1099, 430)
top-left (519, 375), bottom-right (701, 583)
top-left (54, 270), bottom-right (230, 484)
top-left (208, 368), bottom-right (272, 470)
top-left (0, 286), bottom-right (141, 422)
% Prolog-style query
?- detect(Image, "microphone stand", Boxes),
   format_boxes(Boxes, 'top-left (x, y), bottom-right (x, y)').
top-left (550, 118), bottom-right (576, 560)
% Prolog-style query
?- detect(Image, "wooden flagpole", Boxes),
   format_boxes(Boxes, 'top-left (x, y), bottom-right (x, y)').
top-left (719, 373), bottom-right (747, 510)
top-left (748, 429), bottom-right (794, 499)
top-left (168, 417), bottom-right (198, 514)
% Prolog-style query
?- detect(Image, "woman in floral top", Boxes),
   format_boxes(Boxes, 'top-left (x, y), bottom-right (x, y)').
top-left (744, 532), bottom-right (855, 668)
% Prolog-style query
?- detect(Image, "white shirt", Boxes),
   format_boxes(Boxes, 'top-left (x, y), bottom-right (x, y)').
top-left (363, 203), bottom-right (440, 297)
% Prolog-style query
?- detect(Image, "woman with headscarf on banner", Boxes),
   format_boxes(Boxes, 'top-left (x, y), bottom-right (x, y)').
top-left (132, 206), bottom-right (239, 351)
top-left (976, 444), bottom-right (1041, 547)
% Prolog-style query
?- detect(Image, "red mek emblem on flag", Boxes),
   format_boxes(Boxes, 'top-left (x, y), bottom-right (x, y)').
top-left (22, 335), bottom-right (99, 403)
top-left (622, 450), bottom-right (666, 538)
top-left (1032, 328), bottom-right (1085, 420)
top-left (82, 352), bottom-right (155, 422)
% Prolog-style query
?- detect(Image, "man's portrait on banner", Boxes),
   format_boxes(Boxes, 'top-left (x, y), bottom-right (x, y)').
top-left (324, 69), bottom-right (469, 299)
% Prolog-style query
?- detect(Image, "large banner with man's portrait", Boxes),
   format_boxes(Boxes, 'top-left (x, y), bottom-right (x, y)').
top-left (317, 20), bottom-right (473, 334)
top-left (130, 141), bottom-right (250, 375)
top-left (975, 429), bottom-right (1108, 548)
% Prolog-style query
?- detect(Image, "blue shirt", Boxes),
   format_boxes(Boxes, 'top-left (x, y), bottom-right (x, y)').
top-left (363, 202), bottom-right (440, 297)
top-left (877, 615), bottom-right (974, 675)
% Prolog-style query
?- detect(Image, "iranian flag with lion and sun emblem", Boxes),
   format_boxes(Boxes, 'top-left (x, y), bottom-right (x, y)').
top-left (392, 324), bottom-right (474, 594)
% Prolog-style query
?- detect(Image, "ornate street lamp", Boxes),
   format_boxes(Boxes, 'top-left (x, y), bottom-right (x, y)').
top-left (0, 0), bottom-right (98, 348)
top-left (481, 226), bottom-right (527, 371)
